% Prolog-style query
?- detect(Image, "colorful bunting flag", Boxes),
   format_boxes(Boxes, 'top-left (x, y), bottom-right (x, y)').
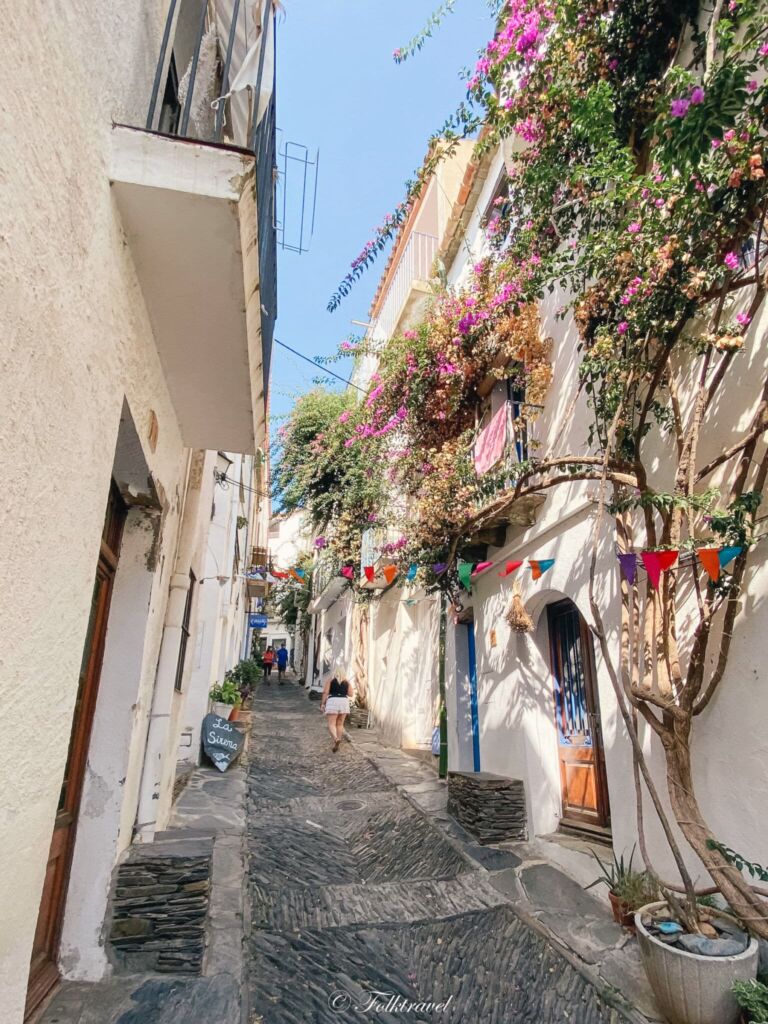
top-left (272, 571), bottom-right (289, 579)
top-left (617, 553), bottom-right (638, 585)
top-left (640, 550), bottom-right (678, 590)
top-left (529, 558), bottom-right (555, 581)
top-left (498, 560), bottom-right (523, 578)
top-left (433, 563), bottom-right (448, 575)
top-left (718, 545), bottom-right (743, 568)
top-left (458, 561), bottom-right (474, 591)
top-left (406, 564), bottom-right (418, 582)
top-left (382, 565), bottom-right (398, 585)
top-left (364, 566), bottom-right (375, 583)
top-left (341, 566), bottom-right (354, 580)
top-left (697, 548), bottom-right (720, 583)
top-left (472, 561), bottom-right (494, 577)
top-left (293, 568), bottom-right (306, 579)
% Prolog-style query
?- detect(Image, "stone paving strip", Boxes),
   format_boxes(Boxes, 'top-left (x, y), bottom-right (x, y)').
top-left (247, 681), bottom-right (659, 1024)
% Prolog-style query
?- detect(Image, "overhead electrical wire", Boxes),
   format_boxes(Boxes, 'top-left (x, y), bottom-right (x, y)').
top-left (274, 337), bottom-right (367, 394)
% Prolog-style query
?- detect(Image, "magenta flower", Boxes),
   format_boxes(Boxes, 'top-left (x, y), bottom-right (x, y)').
top-left (314, 536), bottom-right (327, 549)
top-left (338, 410), bottom-right (350, 423)
top-left (627, 221), bottom-right (642, 234)
top-left (670, 97), bottom-right (691, 118)
top-left (760, 42), bottom-right (768, 57)
top-left (736, 312), bottom-right (751, 326)
top-left (711, 138), bottom-right (722, 149)
top-left (724, 251), bottom-right (739, 271)
top-left (618, 321), bottom-right (629, 334)
top-left (748, 80), bottom-right (758, 93)
top-left (690, 86), bottom-right (705, 105)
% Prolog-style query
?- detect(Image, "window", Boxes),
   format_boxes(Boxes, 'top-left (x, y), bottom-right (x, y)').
top-left (174, 570), bottom-right (196, 692)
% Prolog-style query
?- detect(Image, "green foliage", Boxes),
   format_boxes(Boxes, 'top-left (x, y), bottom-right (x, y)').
top-left (225, 659), bottom-right (261, 691)
top-left (209, 678), bottom-right (241, 706)
top-left (585, 845), bottom-right (659, 909)
top-left (707, 839), bottom-right (768, 883)
top-left (392, 0), bottom-right (458, 64)
top-left (733, 978), bottom-right (768, 1022)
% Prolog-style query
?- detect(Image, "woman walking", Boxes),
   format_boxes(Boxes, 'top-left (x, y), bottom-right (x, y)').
top-left (321, 673), bottom-right (353, 752)
top-left (261, 645), bottom-right (275, 684)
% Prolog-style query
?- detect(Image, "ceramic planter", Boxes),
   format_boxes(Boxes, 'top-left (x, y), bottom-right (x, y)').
top-left (211, 701), bottom-right (232, 720)
top-left (634, 901), bottom-right (758, 1024)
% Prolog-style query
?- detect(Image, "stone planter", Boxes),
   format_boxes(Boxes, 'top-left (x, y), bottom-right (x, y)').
top-left (634, 901), bottom-right (758, 1024)
top-left (210, 701), bottom-right (232, 720)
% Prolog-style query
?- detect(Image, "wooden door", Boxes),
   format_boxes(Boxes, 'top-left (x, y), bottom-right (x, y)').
top-left (547, 600), bottom-right (610, 831)
top-left (26, 485), bottom-right (125, 1017)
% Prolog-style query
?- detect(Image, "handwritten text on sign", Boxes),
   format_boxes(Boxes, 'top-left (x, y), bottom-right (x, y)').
top-left (202, 714), bottom-right (245, 772)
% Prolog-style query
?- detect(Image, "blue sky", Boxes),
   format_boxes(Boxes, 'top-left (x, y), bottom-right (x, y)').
top-left (270, 0), bottom-right (493, 422)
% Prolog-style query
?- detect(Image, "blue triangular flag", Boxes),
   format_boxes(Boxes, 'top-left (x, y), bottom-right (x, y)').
top-left (406, 564), bottom-right (417, 582)
top-left (718, 546), bottom-right (743, 568)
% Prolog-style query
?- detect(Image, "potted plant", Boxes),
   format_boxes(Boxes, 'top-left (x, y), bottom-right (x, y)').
top-left (586, 846), bottom-right (658, 930)
top-left (634, 901), bottom-right (759, 1024)
top-left (732, 977), bottom-right (768, 1024)
top-left (209, 680), bottom-right (239, 721)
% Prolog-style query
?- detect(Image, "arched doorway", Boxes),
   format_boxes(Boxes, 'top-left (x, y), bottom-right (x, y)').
top-left (547, 599), bottom-right (611, 833)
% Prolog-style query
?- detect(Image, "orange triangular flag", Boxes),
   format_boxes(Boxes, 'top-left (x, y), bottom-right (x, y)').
top-left (382, 565), bottom-right (397, 585)
top-left (697, 548), bottom-right (720, 583)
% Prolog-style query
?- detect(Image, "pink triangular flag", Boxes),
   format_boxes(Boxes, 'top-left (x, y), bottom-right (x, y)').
top-left (341, 566), bottom-right (354, 580)
top-left (471, 560), bottom-right (494, 577)
top-left (641, 550), bottom-right (678, 590)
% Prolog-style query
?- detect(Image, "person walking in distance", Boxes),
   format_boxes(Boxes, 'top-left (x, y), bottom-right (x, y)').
top-left (262, 645), bottom-right (275, 684)
top-left (276, 641), bottom-right (289, 684)
top-left (320, 672), bottom-right (353, 752)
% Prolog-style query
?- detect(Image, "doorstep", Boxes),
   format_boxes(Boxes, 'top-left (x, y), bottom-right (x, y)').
top-left (38, 731), bottom-right (251, 1024)
top-left (346, 725), bottom-right (664, 1024)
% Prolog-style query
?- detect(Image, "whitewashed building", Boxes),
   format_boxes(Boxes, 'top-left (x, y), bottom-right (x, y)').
top-left (0, 0), bottom-right (277, 1018)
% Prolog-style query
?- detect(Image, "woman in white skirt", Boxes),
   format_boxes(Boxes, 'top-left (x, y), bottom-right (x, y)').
top-left (320, 674), bottom-right (353, 752)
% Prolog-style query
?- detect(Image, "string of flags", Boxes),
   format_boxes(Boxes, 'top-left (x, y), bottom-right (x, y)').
top-left (617, 546), bottom-right (743, 589)
top-left (336, 544), bottom-right (745, 592)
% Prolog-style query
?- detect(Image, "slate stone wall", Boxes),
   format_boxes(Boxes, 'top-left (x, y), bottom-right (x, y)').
top-left (447, 772), bottom-right (527, 844)
top-left (108, 838), bottom-right (212, 974)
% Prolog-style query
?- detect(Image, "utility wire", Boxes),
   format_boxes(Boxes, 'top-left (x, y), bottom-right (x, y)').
top-left (275, 337), bottom-right (366, 394)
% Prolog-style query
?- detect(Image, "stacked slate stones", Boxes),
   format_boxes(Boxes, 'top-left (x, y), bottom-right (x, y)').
top-left (109, 839), bottom-right (212, 974)
top-left (447, 772), bottom-right (527, 845)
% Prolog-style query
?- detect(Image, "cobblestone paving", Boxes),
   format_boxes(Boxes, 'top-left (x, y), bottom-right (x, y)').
top-left (246, 684), bottom-right (627, 1024)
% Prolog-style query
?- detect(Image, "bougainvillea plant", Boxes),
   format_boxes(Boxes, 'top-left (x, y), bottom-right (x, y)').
top-left (306, 0), bottom-right (768, 938)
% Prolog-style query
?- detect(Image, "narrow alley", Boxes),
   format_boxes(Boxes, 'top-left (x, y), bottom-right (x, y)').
top-left (246, 680), bottom-right (648, 1024)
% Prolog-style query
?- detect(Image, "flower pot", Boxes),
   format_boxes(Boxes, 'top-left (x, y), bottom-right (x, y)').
top-left (608, 890), bottom-right (635, 931)
top-left (228, 706), bottom-right (241, 722)
top-left (634, 901), bottom-right (758, 1024)
top-left (211, 701), bottom-right (232, 720)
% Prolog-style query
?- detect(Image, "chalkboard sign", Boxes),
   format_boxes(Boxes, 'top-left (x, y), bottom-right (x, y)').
top-left (202, 714), bottom-right (245, 772)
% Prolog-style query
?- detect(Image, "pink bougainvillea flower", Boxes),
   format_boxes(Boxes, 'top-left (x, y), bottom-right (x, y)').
top-left (760, 42), bottom-right (768, 57)
top-left (670, 97), bottom-right (690, 117)
top-left (724, 129), bottom-right (736, 142)
top-left (314, 536), bottom-right (327, 549)
top-left (618, 321), bottom-right (629, 334)
top-left (402, 329), bottom-right (417, 340)
top-left (690, 86), bottom-right (705, 105)
top-left (627, 221), bottom-right (642, 234)
top-left (338, 410), bottom-right (351, 424)
top-left (736, 312), bottom-right (751, 326)
top-left (724, 251), bottom-right (739, 270)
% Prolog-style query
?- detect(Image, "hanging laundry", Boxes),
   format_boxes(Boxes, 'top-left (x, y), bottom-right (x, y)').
top-left (474, 404), bottom-right (508, 476)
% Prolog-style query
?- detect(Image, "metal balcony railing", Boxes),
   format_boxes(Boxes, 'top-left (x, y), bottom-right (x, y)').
top-left (145, 0), bottom-right (277, 400)
top-left (313, 552), bottom-right (342, 600)
top-left (374, 231), bottom-right (438, 341)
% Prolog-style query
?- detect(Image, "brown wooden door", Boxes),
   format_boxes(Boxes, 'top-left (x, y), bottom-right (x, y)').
top-left (26, 486), bottom-right (125, 1018)
top-left (547, 600), bottom-right (610, 831)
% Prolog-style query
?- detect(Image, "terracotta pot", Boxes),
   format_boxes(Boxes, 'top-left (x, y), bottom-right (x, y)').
top-left (608, 890), bottom-right (635, 931)
top-left (228, 707), bottom-right (241, 722)
top-left (634, 901), bottom-right (758, 1024)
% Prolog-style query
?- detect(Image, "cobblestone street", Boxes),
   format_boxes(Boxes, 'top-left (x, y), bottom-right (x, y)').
top-left (246, 682), bottom-right (641, 1024)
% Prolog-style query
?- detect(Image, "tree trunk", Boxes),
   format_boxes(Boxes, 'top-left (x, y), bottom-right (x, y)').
top-left (664, 735), bottom-right (768, 938)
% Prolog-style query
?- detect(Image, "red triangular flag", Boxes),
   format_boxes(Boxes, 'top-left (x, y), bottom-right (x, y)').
top-left (364, 566), bottom-right (375, 583)
top-left (498, 560), bottom-right (523, 578)
top-left (697, 549), bottom-right (720, 583)
top-left (472, 560), bottom-right (494, 577)
top-left (382, 565), bottom-right (397, 585)
top-left (641, 550), bottom-right (678, 590)
top-left (272, 571), bottom-right (289, 579)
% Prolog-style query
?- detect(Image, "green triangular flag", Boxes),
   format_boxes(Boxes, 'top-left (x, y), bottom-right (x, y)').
top-left (458, 561), bottom-right (474, 592)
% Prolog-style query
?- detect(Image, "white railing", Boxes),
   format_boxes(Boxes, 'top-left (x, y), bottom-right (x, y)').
top-left (374, 231), bottom-right (438, 341)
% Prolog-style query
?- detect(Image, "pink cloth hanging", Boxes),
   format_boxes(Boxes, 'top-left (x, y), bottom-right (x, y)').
top-left (474, 405), bottom-right (507, 476)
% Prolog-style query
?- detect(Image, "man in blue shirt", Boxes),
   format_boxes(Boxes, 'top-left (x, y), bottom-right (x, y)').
top-left (276, 641), bottom-right (289, 684)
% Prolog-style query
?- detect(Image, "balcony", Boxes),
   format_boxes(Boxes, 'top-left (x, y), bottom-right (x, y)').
top-left (109, 0), bottom-right (277, 455)
top-left (245, 545), bottom-right (270, 597)
top-left (373, 231), bottom-right (437, 341)
top-left (308, 552), bottom-right (346, 613)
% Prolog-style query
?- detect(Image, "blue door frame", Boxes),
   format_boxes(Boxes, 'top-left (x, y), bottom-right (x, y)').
top-left (465, 622), bottom-right (480, 772)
